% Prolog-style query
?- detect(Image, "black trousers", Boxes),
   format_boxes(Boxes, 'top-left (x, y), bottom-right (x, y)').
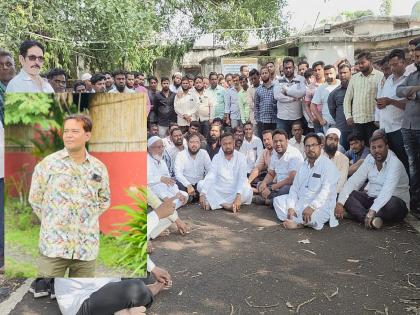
top-left (176, 181), bottom-right (199, 201)
top-left (354, 122), bottom-right (377, 145)
top-left (76, 279), bottom-right (153, 315)
top-left (387, 129), bottom-right (409, 176)
top-left (344, 190), bottom-right (408, 223)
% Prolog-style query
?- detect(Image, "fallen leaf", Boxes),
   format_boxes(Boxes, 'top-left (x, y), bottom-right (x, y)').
top-left (178, 291), bottom-right (183, 296)
top-left (302, 249), bottom-right (316, 255)
top-left (286, 301), bottom-right (293, 309)
top-left (347, 259), bottom-right (360, 263)
top-left (405, 250), bottom-right (413, 254)
top-left (257, 227), bottom-right (264, 231)
top-left (298, 239), bottom-right (310, 244)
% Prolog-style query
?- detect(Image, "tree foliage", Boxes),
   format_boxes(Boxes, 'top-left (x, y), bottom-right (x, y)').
top-left (0, 0), bottom-right (289, 75)
top-left (380, 0), bottom-right (392, 16)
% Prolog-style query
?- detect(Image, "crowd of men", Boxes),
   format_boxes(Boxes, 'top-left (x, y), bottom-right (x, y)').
top-left (1, 37), bottom-right (420, 313)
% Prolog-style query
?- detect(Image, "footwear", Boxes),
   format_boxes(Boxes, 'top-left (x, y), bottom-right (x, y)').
top-left (49, 278), bottom-right (55, 300)
top-left (253, 196), bottom-right (267, 205)
top-left (371, 217), bottom-right (383, 229)
top-left (29, 278), bottom-right (50, 298)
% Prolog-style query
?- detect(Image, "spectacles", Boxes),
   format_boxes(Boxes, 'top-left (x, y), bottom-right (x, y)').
top-left (26, 55), bottom-right (45, 62)
top-left (305, 143), bottom-right (320, 149)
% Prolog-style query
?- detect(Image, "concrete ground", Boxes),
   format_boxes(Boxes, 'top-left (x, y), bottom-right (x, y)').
top-left (2, 204), bottom-right (420, 315)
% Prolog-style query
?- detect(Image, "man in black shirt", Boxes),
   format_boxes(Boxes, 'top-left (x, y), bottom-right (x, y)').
top-left (154, 77), bottom-right (176, 137)
top-left (206, 123), bottom-right (221, 160)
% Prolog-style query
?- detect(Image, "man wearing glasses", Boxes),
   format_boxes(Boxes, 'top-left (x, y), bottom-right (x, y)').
top-left (6, 40), bottom-right (54, 93)
top-left (273, 133), bottom-right (340, 230)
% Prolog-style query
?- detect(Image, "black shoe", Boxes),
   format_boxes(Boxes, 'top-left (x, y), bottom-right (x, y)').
top-left (29, 278), bottom-right (49, 298)
top-left (49, 278), bottom-right (55, 300)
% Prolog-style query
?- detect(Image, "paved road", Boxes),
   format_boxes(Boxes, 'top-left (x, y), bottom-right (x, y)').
top-left (5, 204), bottom-right (420, 314)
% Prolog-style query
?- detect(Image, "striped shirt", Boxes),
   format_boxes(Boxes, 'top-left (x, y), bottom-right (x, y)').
top-left (254, 82), bottom-right (277, 123)
top-left (343, 68), bottom-right (384, 124)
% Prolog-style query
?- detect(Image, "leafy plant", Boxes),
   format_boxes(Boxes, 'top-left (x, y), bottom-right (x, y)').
top-left (113, 186), bottom-right (148, 277)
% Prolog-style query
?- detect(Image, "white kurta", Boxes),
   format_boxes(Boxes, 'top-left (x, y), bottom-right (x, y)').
top-left (174, 149), bottom-right (211, 187)
top-left (269, 145), bottom-right (303, 182)
top-left (147, 154), bottom-right (187, 204)
top-left (200, 150), bottom-right (252, 210)
top-left (273, 155), bottom-right (339, 230)
top-left (239, 135), bottom-right (264, 173)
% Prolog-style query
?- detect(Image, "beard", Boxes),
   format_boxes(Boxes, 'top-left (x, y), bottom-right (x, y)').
top-left (208, 136), bottom-right (218, 144)
top-left (116, 85), bottom-right (125, 92)
top-left (188, 147), bottom-right (199, 155)
top-left (324, 143), bottom-right (338, 155)
top-left (223, 148), bottom-right (234, 155)
top-left (195, 86), bottom-right (204, 92)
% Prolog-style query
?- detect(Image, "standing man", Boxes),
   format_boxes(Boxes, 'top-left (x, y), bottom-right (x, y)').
top-left (126, 72), bottom-right (136, 90)
top-left (240, 65), bottom-right (249, 79)
top-left (224, 74), bottom-right (242, 128)
top-left (274, 57), bottom-right (306, 136)
top-left (80, 73), bottom-right (93, 92)
top-left (174, 76), bottom-right (198, 133)
top-left (344, 50), bottom-right (384, 144)
top-left (273, 133), bottom-right (339, 230)
top-left (328, 64), bottom-right (353, 150)
top-left (154, 77), bottom-right (176, 138)
top-left (109, 70), bottom-right (135, 93)
top-left (405, 38), bottom-right (420, 75)
top-left (103, 72), bottom-right (114, 91)
top-left (207, 72), bottom-right (226, 120)
top-left (199, 133), bottom-right (253, 212)
top-left (29, 114), bottom-right (110, 277)
top-left (90, 73), bottom-right (107, 93)
top-left (255, 67), bottom-right (277, 139)
top-left (310, 65), bottom-right (341, 133)
top-left (6, 40), bottom-right (54, 92)
top-left (0, 50), bottom-right (15, 123)
top-left (266, 61), bottom-right (276, 81)
top-left (247, 69), bottom-right (260, 133)
top-left (47, 68), bottom-right (67, 93)
top-left (170, 72), bottom-right (182, 93)
top-left (193, 75), bottom-right (214, 137)
top-left (375, 49), bottom-right (409, 174)
top-left (396, 43), bottom-right (420, 219)
top-left (297, 61), bottom-right (309, 76)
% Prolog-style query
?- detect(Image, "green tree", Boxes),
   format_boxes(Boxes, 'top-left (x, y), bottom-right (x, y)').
top-left (341, 10), bottom-right (374, 21)
top-left (0, 0), bottom-right (289, 75)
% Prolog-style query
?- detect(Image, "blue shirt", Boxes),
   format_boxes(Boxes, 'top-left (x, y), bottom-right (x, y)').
top-left (254, 82), bottom-right (277, 123)
top-left (224, 87), bottom-right (241, 120)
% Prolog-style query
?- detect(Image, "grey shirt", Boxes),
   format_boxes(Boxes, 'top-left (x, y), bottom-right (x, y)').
top-left (396, 70), bottom-right (420, 130)
top-left (328, 85), bottom-right (352, 133)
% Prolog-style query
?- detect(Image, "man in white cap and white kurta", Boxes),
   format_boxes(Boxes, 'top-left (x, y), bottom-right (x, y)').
top-left (147, 136), bottom-right (188, 238)
top-left (322, 127), bottom-right (349, 193)
top-left (273, 133), bottom-right (340, 230)
top-left (198, 132), bottom-right (253, 212)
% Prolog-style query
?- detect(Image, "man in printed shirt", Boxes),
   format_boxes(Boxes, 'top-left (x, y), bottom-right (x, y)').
top-left (29, 114), bottom-right (110, 278)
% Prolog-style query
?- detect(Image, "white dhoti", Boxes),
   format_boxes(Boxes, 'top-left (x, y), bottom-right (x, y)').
top-left (273, 195), bottom-right (331, 230)
top-left (205, 181), bottom-right (253, 210)
top-left (149, 183), bottom-right (188, 209)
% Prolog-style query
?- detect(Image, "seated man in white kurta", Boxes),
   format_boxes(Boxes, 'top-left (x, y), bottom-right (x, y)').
top-left (147, 136), bottom-right (188, 237)
top-left (174, 133), bottom-right (211, 202)
top-left (198, 132), bottom-right (253, 212)
top-left (273, 133), bottom-right (339, 230)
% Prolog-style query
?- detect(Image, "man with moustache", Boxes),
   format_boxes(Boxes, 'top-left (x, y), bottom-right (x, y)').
top-left (6, 40), bottom-right (54, 92)
top-left (247, 69), bottom-right (260, 132)
top-left (90, 73), bottom-right (107, 93)
top-left (170, 72), bottom-right (182, 93)
top-left (199, 132), bottom-right (252, 212)
top-left (336, 132), bottom-right (409, 228)
top-left (207, 72), bottom-right (226, 120)
top-left (193, 75), bottom-right (214, 137)
top-left (29, 114), bottom-right (110, 278)
top-left (328, 63), bottom-right (353, 150)
top-left (154, 76), bottom-right (176, 137)
top-left (248, 129), bottom-right (274, 189)
top-left (297, 61), bottom-right (309, 76)
top-left (47, 68), bottom-right (67, 93)
top-left (273, 133), bottom-right (340, 230)
top-left (239, 122), bottom-right (263, 175)
top-left (345, 133), bottom-right (370, 177)
top-left (322, 128), bottom-right (349, 193)
top-left (0, 50), bottom-right (15, 123)
top-left (163, 128), bottom-right (185, 177)
top-left (224, 74), bottom-right (243, 128)
top-left (289, 121), bottom-right (305, 157)
top-left (255, 66), bottom-right (277, 139)
top-left (344, 51), bottom-right (383, 144)
top-left (255, 129), bottom-right (303, 206)
top-left (109, 70), bottom-right (135, 93)
top-left (206, 123), bottom-right (221, 160)
top-left (103, 72), bottom-right (114, 91)
top-left (310, 65), bottom-right (341, 133)
top-left (175, 133), bottom-right (211, 202)
top-left (174, 76), bottom-right (198, 133)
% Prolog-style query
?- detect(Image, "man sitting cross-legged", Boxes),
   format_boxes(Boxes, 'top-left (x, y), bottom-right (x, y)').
top-left (254, 129), bottom-right (303, 206)
top-left (174, 133), bottom-right (211, 202)
top-left (199, 132), bottom-right (253, 212)
top-left (335, 131), bottom-right (409, 229)
top-left (273, 133), bottom-right (340, 230)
